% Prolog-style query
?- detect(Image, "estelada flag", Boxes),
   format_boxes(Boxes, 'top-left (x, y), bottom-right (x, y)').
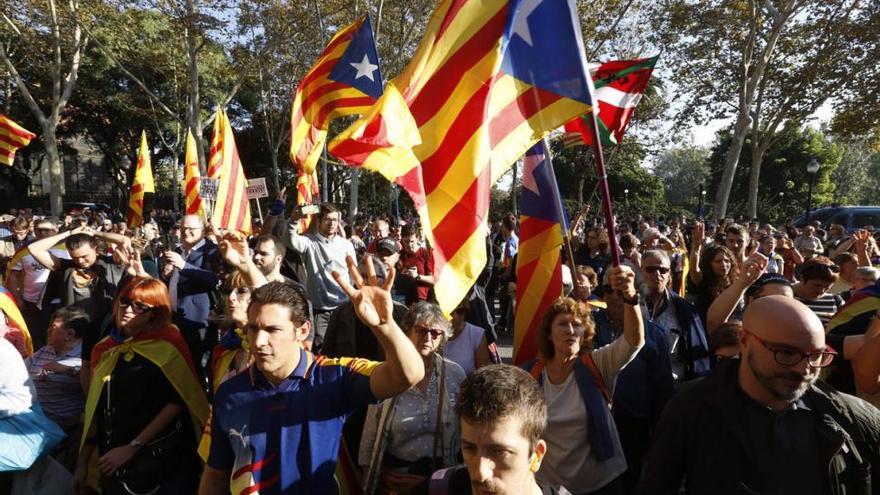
top-left (183, 129), bottom-right (205, 218)
top-left (513, 142), bottom-right (568, 365)
top-left (563, 55), bottom-right (658, 148)
top-left (290, 15), bottom-right (383, 175)
top-left (209, 109), bottom-right (252, 234)
top-left (330, 0), bottom-right (595, 315)
top-left (0, 113), bottom-right (36, 166)
top-left (126, 131), bottom-right (154, 228)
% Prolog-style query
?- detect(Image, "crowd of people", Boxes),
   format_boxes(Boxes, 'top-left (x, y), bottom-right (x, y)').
top-left (2, 193), bottom-right (880, 495)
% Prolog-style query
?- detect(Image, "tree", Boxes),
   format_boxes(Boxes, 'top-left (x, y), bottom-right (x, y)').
top-left (0, 0), bottom-right (93, 216)
top-left (652, 0), bottom-right (810, 219)
top-left (706, 125), bottom-right (843, 223)
top-left (830, 137), bottom-right (880, 206)
top-left (654, 145), bottom-right (711, 206)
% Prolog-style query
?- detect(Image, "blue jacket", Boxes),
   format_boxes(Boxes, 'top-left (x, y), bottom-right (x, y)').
top-left (168, 240), bottom-right (218, 332)
top-left (667, 292), bottom-right (712, 380)
top-left (593, 310), bottom-right (674, 422)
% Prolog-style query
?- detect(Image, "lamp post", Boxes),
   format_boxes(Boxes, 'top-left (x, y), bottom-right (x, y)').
top-left (698, 183), bottom-right (706, 219)
top-left (805, 158), bottom-right (820, 224)
top-left (624, 189), bottom-right (630, 214)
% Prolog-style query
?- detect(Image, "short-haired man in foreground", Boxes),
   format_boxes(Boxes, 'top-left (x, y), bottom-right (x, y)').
top-left (198, 258), bottom-right (423, 495)
top-left (429, 364), bottom-right (571, 495)
top-left (638, 296), bottom-right (880, 494)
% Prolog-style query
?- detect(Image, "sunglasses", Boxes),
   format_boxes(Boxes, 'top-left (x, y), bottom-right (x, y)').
top-left (413, 325), bottom-right (445, 339)
top-left (644, 265), bottom-right (670, 275)
top-left (119, 297), bottom-right (154, 314)
top-left (221, 287), bottom-right (251, 296)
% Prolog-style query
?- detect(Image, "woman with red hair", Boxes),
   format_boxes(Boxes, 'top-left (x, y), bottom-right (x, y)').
top-left (72, 277), bottom-right (209, 495)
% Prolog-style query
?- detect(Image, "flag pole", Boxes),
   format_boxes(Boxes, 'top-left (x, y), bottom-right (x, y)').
top-left (586, 112), bottom-right (621, 267)
top-left (541, 137), bottom-right (576, 276)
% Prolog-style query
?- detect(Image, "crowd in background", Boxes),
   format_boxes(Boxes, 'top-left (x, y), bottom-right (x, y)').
top-left (2, 193), bottom-right (880, 494)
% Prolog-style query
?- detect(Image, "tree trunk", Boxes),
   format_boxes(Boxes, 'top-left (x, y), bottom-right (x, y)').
top-left (349, 167), bottom-right (360, 222)
top-left (184, 0), bottom-right (206, 173)
top-left (715, 111), bottom-right (750, 219)
top-left (43, 125), bottom-right (64, 217)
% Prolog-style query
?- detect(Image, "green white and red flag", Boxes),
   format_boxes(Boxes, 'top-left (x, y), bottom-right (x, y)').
top-left (563, 55), bottom-right (658, 148)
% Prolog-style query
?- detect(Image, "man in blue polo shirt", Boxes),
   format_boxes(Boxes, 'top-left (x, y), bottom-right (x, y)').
top-left (198, 258), bottom-right (423, 495)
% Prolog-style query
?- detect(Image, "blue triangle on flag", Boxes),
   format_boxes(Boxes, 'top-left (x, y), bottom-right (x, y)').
top-left (329, 16), bottom-right (384, 99)
top-left (500, 0), bottom-right (594, 106)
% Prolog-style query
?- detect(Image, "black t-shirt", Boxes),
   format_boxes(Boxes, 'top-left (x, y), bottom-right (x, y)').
top-left (432, 465), bottom-right (571, 494)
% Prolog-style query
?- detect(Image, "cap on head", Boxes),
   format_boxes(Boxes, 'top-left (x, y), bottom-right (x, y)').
top-left (376, 238), bottom-right (400, 255)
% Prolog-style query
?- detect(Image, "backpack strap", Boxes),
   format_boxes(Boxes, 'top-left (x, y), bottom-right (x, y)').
top-left (580, 353), bottom-right (612, 405)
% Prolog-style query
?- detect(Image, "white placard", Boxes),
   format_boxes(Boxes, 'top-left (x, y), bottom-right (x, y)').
top-left (247, 177), bottom-right (269, 199)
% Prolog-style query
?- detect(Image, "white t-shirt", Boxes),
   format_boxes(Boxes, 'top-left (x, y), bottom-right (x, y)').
top-left (0, 338), bottom-right (36, 417)
top-left (537, 336), bottom-right (641, 493)
top-left (11, 248), bottom-right (69, 303)
top-left (444, 323), bottom-right (485, 375)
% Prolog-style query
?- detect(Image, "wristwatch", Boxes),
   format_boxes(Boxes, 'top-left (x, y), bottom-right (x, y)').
top-left (129, 439), bottom-right (144, 450)
top-left (621, 292), bottom-right (641, 306)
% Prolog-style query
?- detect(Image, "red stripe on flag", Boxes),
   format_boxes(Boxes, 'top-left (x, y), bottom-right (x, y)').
top-left (295, 76), bottom-right (348, 121)
top-left (0, 133), bottom-right (29, 148)
top-left (408, 7), bottom-right (507, 125)
top-left (514, 257), bottom-right (562, 365)
top-left (314, 96), bottom-right (376, 129)
top-left (219, 157), bottom-right (241, 228)
top-left (423, 164), bottom-right (490, 276)
top-left (0, 122), bottom-right (36, 140)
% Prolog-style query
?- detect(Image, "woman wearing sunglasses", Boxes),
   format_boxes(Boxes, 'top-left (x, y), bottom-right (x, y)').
top-left (523, 265), bottom-right (644, 494)
top-left (72, 277), bottom-right (209, 495)
top-left (793, 256), bottom-right (844, 327)
top-left (359, 302), bottom-right (466, 494)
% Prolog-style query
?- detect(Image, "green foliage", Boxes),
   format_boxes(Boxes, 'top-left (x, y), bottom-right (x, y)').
top-left (706, 126), bottom-right (844, 223)
top-left (653, 145), bottom-right (710, 206)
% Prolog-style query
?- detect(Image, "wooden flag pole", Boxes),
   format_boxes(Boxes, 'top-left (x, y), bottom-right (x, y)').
top-left (586, 112), bottom-right (621, 267)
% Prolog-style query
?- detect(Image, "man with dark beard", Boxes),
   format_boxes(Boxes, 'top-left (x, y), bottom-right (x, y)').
top-left (638, 296), bottom-right (880, 494)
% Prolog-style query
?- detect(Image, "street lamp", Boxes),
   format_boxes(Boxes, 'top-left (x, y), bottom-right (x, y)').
top-left (624, 188), bottom-right (630, 206)
top-left (805, 158), bottom-right (820, 224)
top-left (698, 183), bottom-right (706, 219)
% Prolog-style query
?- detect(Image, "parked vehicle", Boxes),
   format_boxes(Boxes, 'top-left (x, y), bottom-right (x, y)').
top-left (795, 206), bottom-right (880, 231)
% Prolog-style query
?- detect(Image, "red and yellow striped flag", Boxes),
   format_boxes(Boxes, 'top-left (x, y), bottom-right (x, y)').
top-left (0, 113), bottom-right (36, 167)
top-left (330, 0), bottom-right (595, 314)
top-left (0, 286), bottom-right (32, 356)
top-left (184, 129), bottom-right (205, 218)
top-left (126, 131), bottom-right (154, 228)
top-left (209, 109), bottom-right (252, 234)
top-left (289, 15), bottom-right (383, 175)
top-left (296, 170), bottom-right (320, 232)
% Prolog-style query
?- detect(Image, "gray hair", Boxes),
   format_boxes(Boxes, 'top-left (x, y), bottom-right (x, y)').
top-left (856, 267), bottom-right (880, 281)
top-left (642, 249), bottom-right (670, 266)
top-left (401, 301), bottom-right (453, 347)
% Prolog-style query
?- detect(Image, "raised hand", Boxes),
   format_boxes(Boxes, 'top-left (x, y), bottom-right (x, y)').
top-left (740, 252), bottom-right (768, 286)
top-left (219, 232), bottom-right (249, 268)
top-left (691, 221), bottom-right (705, 250)
top-left (332, 255), bottom-right (395, 330)
top-left (608, 264), bottom-right (637, 299)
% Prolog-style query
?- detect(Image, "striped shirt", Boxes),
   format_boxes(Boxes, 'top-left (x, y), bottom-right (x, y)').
top-left (24, 341), bottom-right (84, 426)
top-left (795, 292), bottom-right (844, 327)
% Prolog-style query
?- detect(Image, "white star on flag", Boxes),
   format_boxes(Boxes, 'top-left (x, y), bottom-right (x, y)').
top-left (350, 54), bottom-right (379, 81)
top-left (522, 153), bottom-right (543, 196)
top-left (511, 0), bottom-right (543, 47)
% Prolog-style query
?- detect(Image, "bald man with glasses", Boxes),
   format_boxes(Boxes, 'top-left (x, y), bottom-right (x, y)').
top-left (638, 296), bottom-right (880, 494)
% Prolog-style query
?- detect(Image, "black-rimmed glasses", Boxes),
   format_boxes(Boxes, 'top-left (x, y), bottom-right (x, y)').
top-left (744, 330), bottom-right (836, 367)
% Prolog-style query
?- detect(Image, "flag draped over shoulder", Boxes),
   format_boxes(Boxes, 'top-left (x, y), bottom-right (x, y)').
top-left (563, 55), bottom-right (658, 148)
top-left (513, 142), bottom-right (568, 365)
top-left (184, 130), bottom-right (205, 218)
top-left (290, 15), bottom-right (383, 175)
top-left (209, 109), bottom-right (252, 234)
top-left (126, 131), bottom-right (154, 229)
top-left (81, 326), bottom-right (209, 452)
top-left (0, 114), bottom-right (36, 167)
top-left (331, 0), bottom-right (595, 314)
top-left (0, 286), bottom-right (31, 356)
